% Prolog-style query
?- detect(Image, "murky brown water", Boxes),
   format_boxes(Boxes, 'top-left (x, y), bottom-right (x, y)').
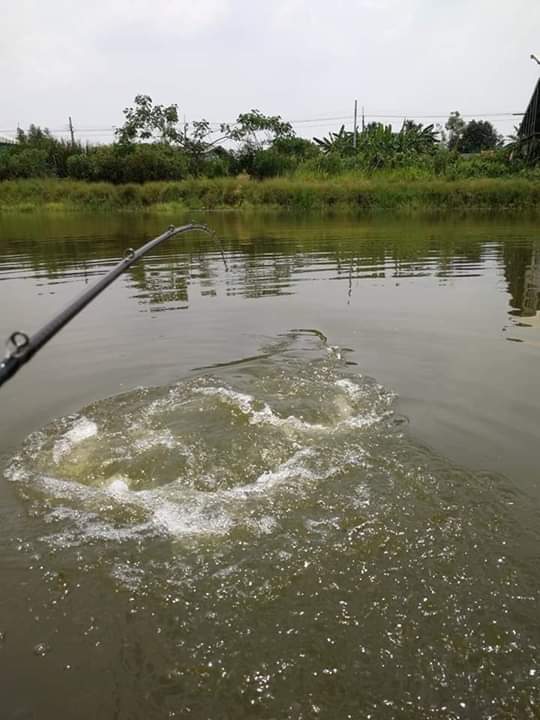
top-left (0, 212), bottom-right (539, 719)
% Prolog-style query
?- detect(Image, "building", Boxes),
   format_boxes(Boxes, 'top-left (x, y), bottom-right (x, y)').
top-left (518, 78), bottom-right (540, 161)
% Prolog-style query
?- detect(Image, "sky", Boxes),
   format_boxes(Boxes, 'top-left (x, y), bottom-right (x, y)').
top-left (1, 0), bottom-right (539, 144)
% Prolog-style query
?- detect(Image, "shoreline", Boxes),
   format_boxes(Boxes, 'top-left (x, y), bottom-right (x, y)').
top-left (1, 177), bottom-right (540, 213)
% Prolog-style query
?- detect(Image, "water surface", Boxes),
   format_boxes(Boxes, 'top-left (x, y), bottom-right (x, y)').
top-left (0, 212), bottom-right (538, 718)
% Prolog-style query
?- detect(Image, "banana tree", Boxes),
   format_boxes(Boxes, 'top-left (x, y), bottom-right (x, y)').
top-left (313, 125), bottom-right (355, 155)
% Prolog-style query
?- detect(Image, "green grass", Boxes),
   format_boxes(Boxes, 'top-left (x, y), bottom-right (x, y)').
top-left (1, 176), bottom-right (540, 212)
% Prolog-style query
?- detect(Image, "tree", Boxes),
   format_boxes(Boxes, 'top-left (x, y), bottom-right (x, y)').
top-left (400, 120), bottom-right (439, 153)
top-left (445, 112), bottom-right (502, 153)
top-left (313, 121), bottom-right (438, 165)
top-left (16, 124), bottom-right (55, 146)
top-left (13, 124), bottom-right (78, 177)
top-left (457, 120), bottom-right (501, 153)
top-left (226, 109), bottom-right (294, 149)
top-left (116, 97), bottom-right (293, 154)
top-left (445, 111), bottom-right (466, 150)
top-left (115, 95), bottom-right (182, 145)
top-left (313, 125), bottom-right (355, 155)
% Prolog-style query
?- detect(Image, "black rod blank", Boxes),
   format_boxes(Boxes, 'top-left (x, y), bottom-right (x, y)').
top-left (0, 223), bottom-right (212, 389)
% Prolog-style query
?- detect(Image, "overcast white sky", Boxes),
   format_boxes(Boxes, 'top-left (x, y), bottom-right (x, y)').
top-left (1, 0), bottom-right (539, 143)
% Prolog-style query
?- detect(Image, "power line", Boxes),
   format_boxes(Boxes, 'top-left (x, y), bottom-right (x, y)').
top-left (352, 112), bottom-right (521, 119)
top-left (0, 111), bottom-right (524, 136)
top-left (0, 110), bottom-right (522, 142)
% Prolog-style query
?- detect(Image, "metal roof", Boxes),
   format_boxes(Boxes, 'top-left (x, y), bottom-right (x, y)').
top-left (519, 78), bottom-right (540, 141)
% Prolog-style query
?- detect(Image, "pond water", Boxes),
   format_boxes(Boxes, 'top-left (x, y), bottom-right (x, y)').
top-left (0, 212), bottom-right (538, 719)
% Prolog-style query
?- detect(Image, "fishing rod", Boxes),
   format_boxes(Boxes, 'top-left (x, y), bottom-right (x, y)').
top-left (0, 223), bottom-right (213, 389)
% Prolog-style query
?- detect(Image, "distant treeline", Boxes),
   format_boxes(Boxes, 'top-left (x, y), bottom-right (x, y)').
top-left (0, 96), bottom-right (532, 184)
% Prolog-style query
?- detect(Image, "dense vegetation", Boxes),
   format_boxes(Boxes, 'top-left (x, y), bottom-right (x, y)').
top-left (0, 97), bottom-right (529, 184)
top-left (1, 97), bottom-right (537, 211)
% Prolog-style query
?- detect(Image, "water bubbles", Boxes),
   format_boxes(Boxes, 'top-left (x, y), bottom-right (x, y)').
top-left (33, 642), bottom-right (50, 657)
top-left (52, 416), bottom-right (98, 464)
top-left (5, 333), bottom-right (394, 546)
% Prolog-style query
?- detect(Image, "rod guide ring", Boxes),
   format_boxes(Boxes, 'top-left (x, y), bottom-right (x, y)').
top-left (7, 331), bottom-right (30, 357)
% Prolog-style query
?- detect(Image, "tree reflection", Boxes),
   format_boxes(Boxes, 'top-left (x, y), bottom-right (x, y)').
top-left (0, 213), bottom-right (539, 321)
top-left (127, 257), bottom-right (190, 310)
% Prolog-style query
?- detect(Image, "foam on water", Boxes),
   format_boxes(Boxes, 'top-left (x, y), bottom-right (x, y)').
top-left (195, 385), bottom-right (329, 432)
top-left (5, 333), bottom-right (392, 546)
top-left (52, 416), bottom-right (98, 464)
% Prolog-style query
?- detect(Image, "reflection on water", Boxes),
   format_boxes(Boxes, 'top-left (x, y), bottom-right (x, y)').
top-left (504, 240), bottom-right (540, 318)
top-left (521, 247), bottom-right (540, 320)
top-left (1, 213), bottom-right (538, 311)
top-left (0, 213), bottom-right (540, 719)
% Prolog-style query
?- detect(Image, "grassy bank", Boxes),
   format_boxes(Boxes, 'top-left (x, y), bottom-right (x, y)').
top-left (1, 176), bottom-right (540, 212)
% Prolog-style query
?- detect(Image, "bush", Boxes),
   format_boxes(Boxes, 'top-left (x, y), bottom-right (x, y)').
top-left (69, 145), bottom-right (190, 184)
top-left (66, 153), bottom-right (95, 180)
top-left (445, 150), bottom-right (513, 180)
top-left (0, 148), bottom-right (50, 179)
top-left (197, 154), bottom-right (231, 178)
top-left (121, 145), bottom-right (188, 183)
top-left (250, 150), bottom-right (297, 179)
top-left (271, 136), bottom-right (318, 160)
top-left (303, 152), bottom-right (346, 176)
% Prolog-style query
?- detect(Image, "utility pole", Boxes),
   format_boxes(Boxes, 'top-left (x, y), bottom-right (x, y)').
top-left (68, 116), bottom-right (75, 147)
top-left (353, 99), bottom-right (358, 149)
top-left (362, 106), bottom-right (365, 132)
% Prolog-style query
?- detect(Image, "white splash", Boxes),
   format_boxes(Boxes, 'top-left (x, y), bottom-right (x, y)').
top-left (52, 416), bottom-right (98, 463)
